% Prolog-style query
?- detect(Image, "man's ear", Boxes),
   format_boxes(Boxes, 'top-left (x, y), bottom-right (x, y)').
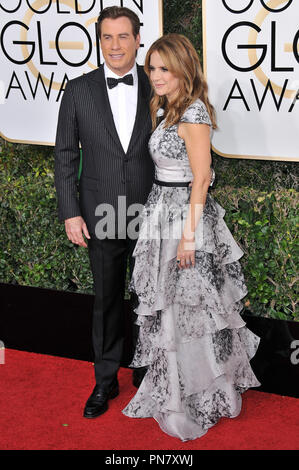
top-left (96, 22), bottom-right (100, 41)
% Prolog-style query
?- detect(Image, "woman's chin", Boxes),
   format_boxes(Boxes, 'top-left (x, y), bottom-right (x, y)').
top-left (154, 89), bottom-right (166, 97)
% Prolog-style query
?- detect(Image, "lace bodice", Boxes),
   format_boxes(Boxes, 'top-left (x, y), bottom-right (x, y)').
top-left (148, 99), bottom-right (214, 184)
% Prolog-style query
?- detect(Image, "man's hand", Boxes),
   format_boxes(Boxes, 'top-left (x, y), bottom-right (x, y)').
top-left (65, 216), bottom-right (90, 248)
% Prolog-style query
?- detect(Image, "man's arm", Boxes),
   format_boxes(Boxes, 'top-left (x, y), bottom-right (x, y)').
top-left (54, 81), bottom-right (90, 247)
top-left (54, 81), bottom-right (81, 222)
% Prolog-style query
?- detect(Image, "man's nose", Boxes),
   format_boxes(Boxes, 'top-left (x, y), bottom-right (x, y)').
top-left (111, 37), bottom-right (121, 49)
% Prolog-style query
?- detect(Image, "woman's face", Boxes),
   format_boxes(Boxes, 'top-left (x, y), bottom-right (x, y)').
top-left (149, 50), bottom-right (180, 100)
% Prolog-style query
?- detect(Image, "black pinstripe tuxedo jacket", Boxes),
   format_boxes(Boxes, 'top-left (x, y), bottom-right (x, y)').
top-left (54, 64), bottom-right (155, 235)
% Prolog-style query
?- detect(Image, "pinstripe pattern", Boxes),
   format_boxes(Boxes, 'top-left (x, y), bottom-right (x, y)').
top-left (54, 64), bottom-right (155, 381)
top-left (54, 64), bottom-right (154, 231)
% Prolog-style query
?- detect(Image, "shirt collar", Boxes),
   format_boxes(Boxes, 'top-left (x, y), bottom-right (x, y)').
top-left (104, 62), bottom-right (137, 82)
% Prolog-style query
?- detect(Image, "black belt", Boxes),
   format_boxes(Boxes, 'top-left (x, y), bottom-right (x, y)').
top-left (154, 179), bottom-right (191, 187)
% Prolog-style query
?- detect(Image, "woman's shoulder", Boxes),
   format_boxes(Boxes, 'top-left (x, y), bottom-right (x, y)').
top-left (180, 98), bottom-right (212, 126)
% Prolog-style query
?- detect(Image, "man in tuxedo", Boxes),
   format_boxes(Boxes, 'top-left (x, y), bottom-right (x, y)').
top-left (54, 6), bottom-right (154, 418)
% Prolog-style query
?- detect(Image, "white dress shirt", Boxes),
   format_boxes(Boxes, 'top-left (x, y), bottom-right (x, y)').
top-left (104, 62), bottom-right (138, 153)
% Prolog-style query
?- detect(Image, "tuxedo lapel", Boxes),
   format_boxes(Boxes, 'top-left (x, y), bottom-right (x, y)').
top-left (86, 65), bottom-right (151, 156)
top-left (86, 65), bottom-right (124, 152)
top-left (126, 65), bottom-right (151, 155)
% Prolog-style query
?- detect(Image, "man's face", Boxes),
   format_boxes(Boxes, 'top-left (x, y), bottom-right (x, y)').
top-left (100, 17), bottom-right (140, 76)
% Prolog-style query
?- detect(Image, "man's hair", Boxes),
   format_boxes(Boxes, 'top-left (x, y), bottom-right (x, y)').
top-left (97, 6), bottom-right (140, 39)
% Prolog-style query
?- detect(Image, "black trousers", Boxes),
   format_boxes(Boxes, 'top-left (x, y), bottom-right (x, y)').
top-left (87, 233), bottom-right (137, 387)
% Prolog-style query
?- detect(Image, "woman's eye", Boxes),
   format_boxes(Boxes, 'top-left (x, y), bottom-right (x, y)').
top-left (162, 67), bottom-right (168, 72)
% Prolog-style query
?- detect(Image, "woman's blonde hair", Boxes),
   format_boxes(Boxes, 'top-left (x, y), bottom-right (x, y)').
top-left (144, 33), bottom-right (217, 130)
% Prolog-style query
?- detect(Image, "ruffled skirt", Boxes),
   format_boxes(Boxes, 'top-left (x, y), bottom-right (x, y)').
top-left (122, 184), bottom-right (261, 441)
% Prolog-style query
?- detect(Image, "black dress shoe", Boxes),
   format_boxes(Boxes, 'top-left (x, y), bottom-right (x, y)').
top-left (83, 378), bottom-right (119, 419)
top-left (132, 367), bottom-right (147, 388)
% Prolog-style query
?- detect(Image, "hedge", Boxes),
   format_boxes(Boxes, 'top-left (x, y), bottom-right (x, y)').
top-left (0, 144), bottom-right (298, 321)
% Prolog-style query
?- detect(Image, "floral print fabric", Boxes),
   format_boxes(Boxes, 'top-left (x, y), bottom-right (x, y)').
top-left (122, 99), bottom-right (261, 441)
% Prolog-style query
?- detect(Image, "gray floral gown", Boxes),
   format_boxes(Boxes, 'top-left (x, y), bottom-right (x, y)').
top-left (122, 99), bottom-right (261, 441)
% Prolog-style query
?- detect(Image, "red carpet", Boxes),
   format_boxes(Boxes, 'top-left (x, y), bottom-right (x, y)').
top-left (0, 349), bottom-right (298, 450)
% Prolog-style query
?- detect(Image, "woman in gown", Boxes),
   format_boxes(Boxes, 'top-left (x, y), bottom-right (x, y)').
top-left (122, 33), bottom-right (261, 441)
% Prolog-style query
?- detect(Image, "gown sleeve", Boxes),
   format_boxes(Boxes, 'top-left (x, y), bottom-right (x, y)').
top-left (180, 99), bottom-right (215, 186)
top-left (180, 99), bottom-right (212, 127)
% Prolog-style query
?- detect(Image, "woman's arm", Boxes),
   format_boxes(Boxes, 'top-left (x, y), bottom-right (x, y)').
top-left (176, 122), bottom-right (212, 268)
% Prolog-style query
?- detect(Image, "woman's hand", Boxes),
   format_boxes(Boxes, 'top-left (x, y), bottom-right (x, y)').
top-left (176, 235), bottom-right (195, 269)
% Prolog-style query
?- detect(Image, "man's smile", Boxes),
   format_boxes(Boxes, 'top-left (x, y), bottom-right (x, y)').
top-left (109, 54), bottom-right (125, 60)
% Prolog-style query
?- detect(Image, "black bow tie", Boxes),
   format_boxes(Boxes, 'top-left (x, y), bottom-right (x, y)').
top-left (107, 74), bottom-right (133, 89)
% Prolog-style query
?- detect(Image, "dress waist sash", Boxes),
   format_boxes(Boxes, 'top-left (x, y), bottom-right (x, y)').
top-left (154, 179), bottom-right (191, 187)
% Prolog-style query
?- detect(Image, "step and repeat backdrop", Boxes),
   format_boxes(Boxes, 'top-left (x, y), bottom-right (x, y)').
top-left (0, 0), bottom-right (163, 145)
top-left (0, 0), bottom-right (298, 156)
top-left (203, 0), bottom-right (298, 161)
